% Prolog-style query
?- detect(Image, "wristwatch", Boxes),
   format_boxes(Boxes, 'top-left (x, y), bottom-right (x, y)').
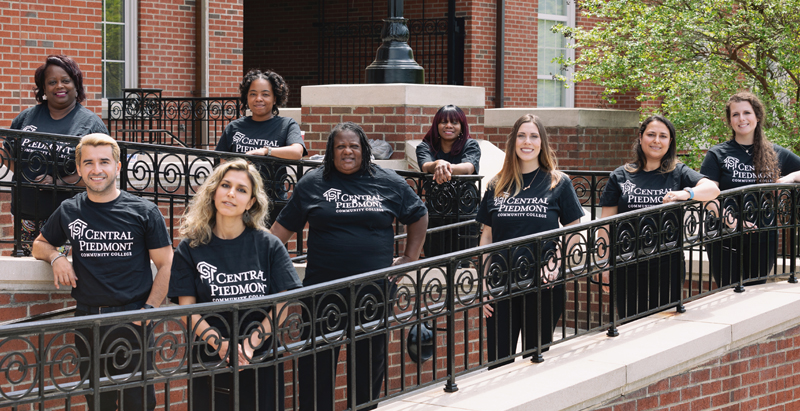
top-left (266, 146), bottom-right (273, 156)
top-left (142, 304), bottom-right (155, 309)
top-left (683, 187), bottom-right (695, 200)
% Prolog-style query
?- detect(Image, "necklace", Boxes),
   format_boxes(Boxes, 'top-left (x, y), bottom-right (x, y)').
top-left (522, 168), bottom-right (541, 191)
top-left (735, 140), bottom-right (753, 156)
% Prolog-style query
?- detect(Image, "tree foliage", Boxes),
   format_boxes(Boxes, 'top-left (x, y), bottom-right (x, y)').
top-left (554, 0), bottom-right (800, 166)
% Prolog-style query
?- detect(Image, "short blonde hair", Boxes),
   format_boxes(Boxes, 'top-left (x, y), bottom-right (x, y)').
top-left (76, 133), bottom-right (120, 164)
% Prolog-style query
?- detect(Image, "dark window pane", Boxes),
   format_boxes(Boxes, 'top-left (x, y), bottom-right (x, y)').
top-left (105, 62), bottom-right (124, 99)
top-left (105, 0), bottom-right (124, 23)
top-left (105, 24), bottom-right (124, 61)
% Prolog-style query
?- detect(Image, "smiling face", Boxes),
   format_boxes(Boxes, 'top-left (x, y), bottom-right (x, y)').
top-left (728, 101), bottom-right (758, 141)
top-left (214, 170), bottom-right (256, 220)
top-left (77, 144), bottom-right (120, 199)
top-left (247, 78), bottom-right (275, 121)
top-left (437, 117), bottom-right (462, 146)
top-left (332, 130), bottom-right (363, 175)
top-left (514, 121), bottom-right (542, 166)
top-left (43, 64), bottom-right (77, 112)
top-left (639, 120), bottom-right (671, 164)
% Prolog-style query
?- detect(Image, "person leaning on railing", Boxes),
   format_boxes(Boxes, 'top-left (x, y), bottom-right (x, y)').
top-left (214, 69), bottom-right (307, 226)
top-left (416, 104), bottom-right (481, 257)
top-left (270, 122), bottom-right (428, 411)
top-left (477, 114), bottom-right (584, 369)
top-left (168, 159), bottom-right (301, 411)
top-left (700, 91), bottom-right (800, 287)
top-left (598, 115), bottom-right (719, 318)
top-left (1, 54), bottom-right (108, 255)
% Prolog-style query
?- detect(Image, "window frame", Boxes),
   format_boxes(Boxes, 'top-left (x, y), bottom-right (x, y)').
top-left (101, 0), bottom-right (138, 100)
top-left (537, 1), bottom-right (575, 108)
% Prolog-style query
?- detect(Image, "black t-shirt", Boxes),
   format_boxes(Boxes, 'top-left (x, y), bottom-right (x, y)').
top-left (415, 138), bottom-right (481, 174)
top-left (168, 227), bottom-right (302, 334)
top-left (477, 171), bottom-right (584, 243)
top-left (4, 104), bottom-right (109, 220)
top-left (276, 165), bottom-right (428, 286)
top-left (700, 140), bottom-right (800, 190)
top-left (599, 163), bottom-right (705, 214)
top-left (40, 191), bottom-right (171, 306)
top-left (215, 116), bottom-right (307, 196)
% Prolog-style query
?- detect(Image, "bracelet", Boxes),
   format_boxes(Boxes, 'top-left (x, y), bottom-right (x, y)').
top-left (50, 253), bottom-right (66, 266)
top-left (266, 146), bottom-right (272, 156)
top-left (683, 187), bottom-right (695, 200)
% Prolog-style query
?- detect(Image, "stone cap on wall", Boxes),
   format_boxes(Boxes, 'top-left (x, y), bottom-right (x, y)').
top-left (485, 108), bottom-right (640, 129)
top-left (301, 84), bottom-right (485, 108)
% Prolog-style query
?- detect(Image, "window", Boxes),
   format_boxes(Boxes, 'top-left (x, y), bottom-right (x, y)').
top-left (102, 0), bottom-right (137, 99)
top-left (537, 0), bottom-right (575, 107)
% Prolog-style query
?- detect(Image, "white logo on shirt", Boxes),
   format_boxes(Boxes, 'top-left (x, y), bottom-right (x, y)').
top-left (324, 188), bottom-right (342, 202)
top-left (197, 262), bottom-right (217, 282)
top-left (68, 219), bottom-right (88, 239)
top-left (232, 132), bottom-right (245, 144)
top-left (67, 219), bottom-right (134, 257)
top-left (322, 188), bottom-right (384, 213)
top-left (723, 156), bottom-right (740, 171)
top-left (620, 180), bottom-right (636, 196)
top-left (22, 125), bottom-right (37, 132)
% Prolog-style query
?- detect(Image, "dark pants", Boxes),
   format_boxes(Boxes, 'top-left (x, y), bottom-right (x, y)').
top-left (191, 338), bottom-right (284, 411)
top-left (485, 284), bottom-right (564, 370)
top-left (614, 251), bottom-right (684, 319)
top-left (75, 310), bottom-right (155, 411)
top-left (297, 284), bottom-right (393, 411)
top-left (707, 231), bottom-right (776, 288)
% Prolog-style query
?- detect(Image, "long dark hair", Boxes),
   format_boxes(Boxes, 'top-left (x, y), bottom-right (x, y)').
top-left (725, 91), bottom-right (779, 183)
top-left (625, 115), bottom-right (678, 174)
top-left (239, 69), bottom-right (288, 116)
top-left (322, 122), bottom-right (374, 180)
top-left (421, 105), bottom-right (472, 156)
top-left (34, 55), bottom-right (85, 104)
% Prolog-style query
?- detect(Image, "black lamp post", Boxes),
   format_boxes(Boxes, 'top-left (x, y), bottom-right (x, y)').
top-left (365, 0), bottom-right (425, 84)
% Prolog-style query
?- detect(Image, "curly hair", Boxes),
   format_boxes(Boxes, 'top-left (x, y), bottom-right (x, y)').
top-left (625, 115), bottom-right (678, 174)
top-left (33, 55), bottom-right (86, 104)
top-left (179, 159), bottom-right (270, 247)
top-left (322, 122), bottom-right (374, 180)
top-left (725, 91), bottom-right (779, 183)
top-left (492, 114), bottom-right (564, 197)
top-left (421, 105), bottom-right (472, 156)
top-left (239, 69), bottom-right (289, 116)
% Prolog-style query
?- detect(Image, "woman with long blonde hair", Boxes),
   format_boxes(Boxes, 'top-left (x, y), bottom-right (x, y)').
top-left (476, 114), bottom-right (584, 369)
top-left (169, 159), bottom-right (301, 410)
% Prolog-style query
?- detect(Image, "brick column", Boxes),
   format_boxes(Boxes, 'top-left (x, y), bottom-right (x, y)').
top-left (300, 84), bottom-right (486, 162)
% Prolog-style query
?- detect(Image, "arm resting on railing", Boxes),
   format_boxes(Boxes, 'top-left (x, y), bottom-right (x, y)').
top-left (32, 233), bottom-right (77, 289)
top-left (778, 171), bottom-right (800, 184)
top-left (247, 143), bottom-right (304, 160)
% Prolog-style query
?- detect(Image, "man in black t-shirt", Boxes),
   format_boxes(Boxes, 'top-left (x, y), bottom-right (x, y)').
top-left (33, 134), bottom-right (173, 411)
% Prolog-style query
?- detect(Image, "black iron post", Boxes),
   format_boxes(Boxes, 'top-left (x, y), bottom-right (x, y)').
top-left (365, 0), bottom-right (425, 84)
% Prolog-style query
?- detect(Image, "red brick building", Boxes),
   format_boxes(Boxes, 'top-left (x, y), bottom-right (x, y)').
top-left (1, 0), bottom-right (639, 129)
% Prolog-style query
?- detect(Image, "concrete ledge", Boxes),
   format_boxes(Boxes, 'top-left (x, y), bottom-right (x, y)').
top-left (301, 84), bottom-right (485, 108)
top-left (381, 280), bottom-right (800, 411)
top-left (485, 108), bottom-right (640, 129)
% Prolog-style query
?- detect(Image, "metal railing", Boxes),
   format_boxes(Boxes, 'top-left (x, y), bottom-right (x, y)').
top-left (0, 130), bottom-right (482, 258)
top-left (1, 183), bottom-right (798, 410)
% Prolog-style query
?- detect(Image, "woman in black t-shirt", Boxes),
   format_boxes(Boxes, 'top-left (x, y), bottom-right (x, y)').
top-left (215, 69), bottom-right (307, 225)
top-left (169, 159), bottom-right (301, 411)
top-left (1, 55), bottom-right (108, 254)
top-left (700, 91), bottom-right (800, 287)
top-left (416, 105), bottom-right (482, 256)
top-left (476, 114), bottom-right (584, 369)
top-left (271, 122), bottom-right (428, 411)
top-left (599, 115), bottom-right (719, 319)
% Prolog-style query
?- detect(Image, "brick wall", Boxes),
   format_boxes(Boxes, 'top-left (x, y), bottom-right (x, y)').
top-left (589, 324), bottom-right (800, 410)
top-left (0, 0), bottom-right (104, 127)
top-left (301, 105), bottom-right (485, 159)
top-left (483, 125), bottom-right (635, 170)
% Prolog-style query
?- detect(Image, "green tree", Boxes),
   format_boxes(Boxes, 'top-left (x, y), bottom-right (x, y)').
top-left (554, 0), bottom-right (800, 166)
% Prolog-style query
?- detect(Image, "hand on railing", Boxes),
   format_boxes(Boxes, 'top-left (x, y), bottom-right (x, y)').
top-left (482, 294), bottom-right (494, 318)
top-left (431, 160), bottom-right (454, 184)
top-left (541, 263), bottom-right (560, 283)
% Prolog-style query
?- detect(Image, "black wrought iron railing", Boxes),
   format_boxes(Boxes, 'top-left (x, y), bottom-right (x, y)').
top-left (317, 17), bottom-right (465, 86)
top-left (0, 183), bottom-right (797, 410)
top-left (106, 88), bottom-right (243, 150)
top-left (0, 130), bottom-right (482, 258)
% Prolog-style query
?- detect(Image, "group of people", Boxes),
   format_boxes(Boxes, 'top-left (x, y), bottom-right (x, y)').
top-left (5, 54), bottom-right (800, 410)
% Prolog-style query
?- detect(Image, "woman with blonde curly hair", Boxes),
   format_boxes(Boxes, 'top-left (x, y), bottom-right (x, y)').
top-left (169, 159), bottom-right (301, 411)
top-left (701, 91), bottom-right (800, 287)
top-left (476, 114), bottom-right (584, 369)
